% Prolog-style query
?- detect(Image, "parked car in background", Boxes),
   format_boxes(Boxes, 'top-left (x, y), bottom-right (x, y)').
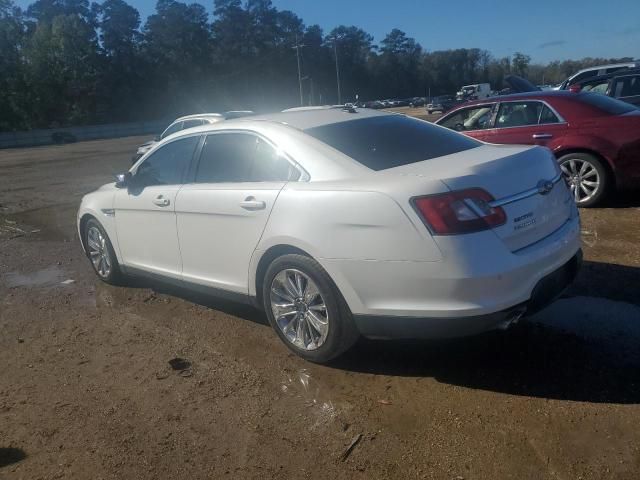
top-left (132, 114), bottom-right (225, 163)
top-left (557, 61), bottom-right (640, 90)
top-left (79, 108), bottom-right (581, 362)
top-left (435, 89), bottom-right (640, 206)
top-left (572, 68), bottom-right (640, 107)
top-left (409, 97), bottom-right (426, 107)
top-left (132, 111), bottom-right (255, 163)
top-left (426, 95), bottom-right (458, 114)
top-left (363, 100), bottom-right (385, 109)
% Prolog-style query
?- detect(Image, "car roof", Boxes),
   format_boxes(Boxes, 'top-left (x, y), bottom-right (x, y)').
top-left (241, 107), bottom-right (392, 130)
top-left (575, 67), bottom-right (640, 85)
top-left (570, 61), bottom-right (639, 77)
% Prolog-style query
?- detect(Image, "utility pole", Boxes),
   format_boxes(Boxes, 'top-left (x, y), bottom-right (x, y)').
top-left (292, 34), bottom-right (305, 106)
top-left (332, 37), bottom-right (342, 105)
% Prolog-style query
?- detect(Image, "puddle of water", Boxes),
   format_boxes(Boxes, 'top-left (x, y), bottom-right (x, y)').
top-left (3, 266), bottom-right (68, 288)
top-left (531, 296), bottom-right (640, 365)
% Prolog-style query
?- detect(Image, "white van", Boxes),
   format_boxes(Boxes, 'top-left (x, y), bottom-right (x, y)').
top-left (456, 83), bottom-right (491, 101)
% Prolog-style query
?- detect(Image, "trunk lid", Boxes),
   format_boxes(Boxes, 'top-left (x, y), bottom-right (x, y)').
top-left (389, 144), bottom-right (573, 251)
top-left (504, 75), bottom-right (541, 93)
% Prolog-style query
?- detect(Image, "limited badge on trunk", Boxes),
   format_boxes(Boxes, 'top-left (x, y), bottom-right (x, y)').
top-left (514, 212), bottom-right (536, 231)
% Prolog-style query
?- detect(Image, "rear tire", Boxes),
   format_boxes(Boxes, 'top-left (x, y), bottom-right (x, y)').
top-left (262, 254), bottom-right (359, 363)
top-left (84, 218), bottom-right (123, 285)
top-left (557, 152), bottom-right (609, 207)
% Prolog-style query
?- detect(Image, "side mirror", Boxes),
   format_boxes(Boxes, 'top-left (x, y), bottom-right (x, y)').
top-left (454, 123), bottom-right (465, 132)
top-left (115, 171), bottom-right (132, 188)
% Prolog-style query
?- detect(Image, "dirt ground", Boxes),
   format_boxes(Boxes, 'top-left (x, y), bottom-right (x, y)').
top-left (1, 132), bottom-right (639, 480)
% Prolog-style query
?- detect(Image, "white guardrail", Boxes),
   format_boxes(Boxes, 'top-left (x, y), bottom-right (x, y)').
top-left (0, 120), bottom-right (168, 149)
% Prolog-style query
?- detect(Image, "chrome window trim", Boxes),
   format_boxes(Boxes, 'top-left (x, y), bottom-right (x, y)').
top-left (191, 129), bottom-right (310, 183)
top-left (493, 99), bottom-right (567, 130)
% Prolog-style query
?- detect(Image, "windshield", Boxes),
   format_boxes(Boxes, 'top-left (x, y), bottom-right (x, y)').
top-left (579, 92), bottom-right (637, 114)
top-left (304, 115), bottom-right (480, 171)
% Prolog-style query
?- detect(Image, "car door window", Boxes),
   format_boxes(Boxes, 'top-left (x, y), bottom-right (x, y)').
top-left (495, 102), bottom-right (541, 128)
top-left (582, 81), bottom-right (609, 94)
top-left (439, 105), bottom-right (493, 131)
top-left (538, 105), bottom-right (560, 124)
top-left (195, 133), bottom-right (297, 183)
top-left (614, 76), bottom-right (640, 98)
top-left (160, 121), bottom-right (184, 139)
top-left (135, 136), bottom-right (198, 187)
top-left (196, 133), bottom-right (256, 183)
top-left (249, 137), bottom-right (299, 181)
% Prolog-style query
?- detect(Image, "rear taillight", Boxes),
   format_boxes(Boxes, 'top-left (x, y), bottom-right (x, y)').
top-left (412, 188), bottom-right (506, 235)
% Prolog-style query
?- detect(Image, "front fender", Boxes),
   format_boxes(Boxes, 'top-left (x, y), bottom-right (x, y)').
top-left (77, 185), bottom-right (120, 261)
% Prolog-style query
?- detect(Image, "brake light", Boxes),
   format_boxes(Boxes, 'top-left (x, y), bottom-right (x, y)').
top-left (412, 188), bottom-right (506, 235)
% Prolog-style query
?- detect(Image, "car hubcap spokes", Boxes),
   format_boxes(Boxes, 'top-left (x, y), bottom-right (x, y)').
top-left (87, 226), bottom-right (111, 278)
top-left (560, 159), bottom-right (599, 204)
top-left (270, 269), bottom-right (329, 351)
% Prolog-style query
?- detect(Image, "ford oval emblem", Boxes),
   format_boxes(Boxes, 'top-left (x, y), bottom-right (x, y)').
top-left (537, 179), bottom-right (554, 195)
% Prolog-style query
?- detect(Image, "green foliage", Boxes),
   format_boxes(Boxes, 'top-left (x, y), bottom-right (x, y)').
top-left (0, 0), bottom-right (632, 131)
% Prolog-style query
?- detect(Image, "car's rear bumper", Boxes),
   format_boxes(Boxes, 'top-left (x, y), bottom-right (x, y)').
top-left (320, 209), bottom-right (581, 337)
top-left (353, 249), bottom-right (582, 339)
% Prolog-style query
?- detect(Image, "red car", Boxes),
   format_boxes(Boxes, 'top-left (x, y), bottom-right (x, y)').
top-left (435, 90), bottom-right (640, 206)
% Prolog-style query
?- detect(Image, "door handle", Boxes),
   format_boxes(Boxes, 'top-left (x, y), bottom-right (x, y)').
top-left (239, 197), bottom-right (266, 210)
top-left (152, 195), bottom-right (170, 207)
top-left (532, 133), bottom-right (553, 139)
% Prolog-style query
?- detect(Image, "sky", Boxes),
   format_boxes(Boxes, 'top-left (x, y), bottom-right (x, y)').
top-left (14, 0), bottom-right (640, 63)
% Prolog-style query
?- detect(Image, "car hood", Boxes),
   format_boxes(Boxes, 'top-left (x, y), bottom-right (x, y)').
top-left (504, 75), bottom-right (541, 93)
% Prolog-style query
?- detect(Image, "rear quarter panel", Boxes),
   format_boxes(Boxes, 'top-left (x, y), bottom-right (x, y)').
top-left (256, 185), bottom-right (443, 263)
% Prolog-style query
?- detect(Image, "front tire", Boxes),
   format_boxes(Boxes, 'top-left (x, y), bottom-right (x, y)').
top-left (262, 254), bottom-right (359, 363)
top-left (557, 152), bottom-right (608, 207)
top-left (84, 218), bottom-right (123, 285)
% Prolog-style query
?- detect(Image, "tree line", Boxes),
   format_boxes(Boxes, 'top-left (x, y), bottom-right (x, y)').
top-left (0, 0), bottom-right (634, 131)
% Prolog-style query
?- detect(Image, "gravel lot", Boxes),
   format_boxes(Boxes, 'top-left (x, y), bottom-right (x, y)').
top-left (1, 130), bottom-right (639, 479)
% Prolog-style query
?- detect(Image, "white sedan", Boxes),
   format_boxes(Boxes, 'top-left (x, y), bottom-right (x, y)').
top-left (78, 108), bottom-right (582, 363)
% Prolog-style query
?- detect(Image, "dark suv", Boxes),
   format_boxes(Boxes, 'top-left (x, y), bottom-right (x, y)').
top-left (573, 69), bottom-right (640, 107)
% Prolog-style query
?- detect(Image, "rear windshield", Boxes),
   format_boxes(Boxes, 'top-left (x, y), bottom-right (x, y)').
top-left (578, 92), bottom-right (637, 114)
top-left (304, 115), bottom-right (480, 171)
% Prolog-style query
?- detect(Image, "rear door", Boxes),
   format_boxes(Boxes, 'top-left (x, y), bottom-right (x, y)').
top-left (486, 100), bottom-right (568, 147)
top-left (175, 132), bottom-right (300, 293)
top-left (437, 104), bottom-right (496, 142)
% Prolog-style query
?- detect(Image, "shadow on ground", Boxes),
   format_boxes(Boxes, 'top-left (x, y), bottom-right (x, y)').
top-left (603, 188), bottom-right (640, 208)
top-left (125, 261), bottom-right (640, 404)
top-left (0, 448), bottom-right (26, 468)
top-left (330, 260), bottom-right (640, 404)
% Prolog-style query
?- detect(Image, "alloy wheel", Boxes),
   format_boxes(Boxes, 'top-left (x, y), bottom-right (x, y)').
top-left (270, 269), bottom-right (329, 351)
top-left (559, 158), bottom-right (600, 204)
top-left (86, 226), bottom-right (112, 278)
